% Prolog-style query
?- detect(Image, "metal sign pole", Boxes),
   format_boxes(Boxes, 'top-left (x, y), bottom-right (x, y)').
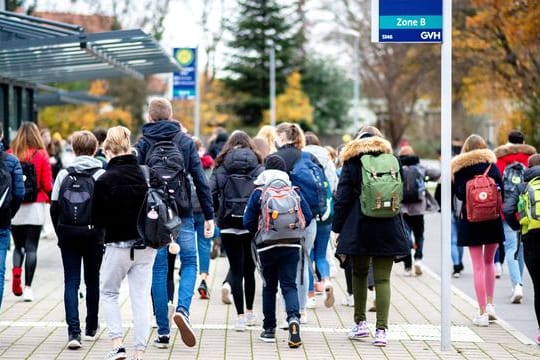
top-left (440, 0), bottom-right (453, 352)
top-left (194, 46), bottom-right (200, 138)
top-left (270, 44), bottom-right (276, 127)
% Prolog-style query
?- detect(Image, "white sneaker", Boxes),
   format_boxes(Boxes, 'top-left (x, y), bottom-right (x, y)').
top-left (221, 283), bottom-right (233, 305)
top-left (472, 313), bottom-right (489, 327)
top-left (23, 287), bottom-right (33, 302)
top-left (235, 317), bottom-right (247, 332)
top-left (279, 318), bottom-right (289, 330)
top-left (299, 311), bottom-right (308, 324)
top-left (168, 301), bottom-right (175, 326)
top-left (341, 294), bottom-right (354, 307)
top-left (511, 284), bottom-right (523, 304)
top-left (495, 262), bottom-right (502, 278)
top-left (246, 312), bottom-right (257, 326)
top-left (414, 260), bottom-right (423, 276)
top-left (324, 282), bottom-right (335, 308)
top-left (306, 296), bottom-right (317, 309)
top-left (330, 266), bottom-right (338, 279)
top-left (486, 304), bottom-right (497, 321)
top-left (404, 269), bottom-right (413, 277)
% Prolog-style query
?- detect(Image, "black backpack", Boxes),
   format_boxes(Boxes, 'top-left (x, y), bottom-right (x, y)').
top-left (137, 166), bottom-right (182, 251)
top-left (217, 167), bottom-right (260, 229)
top-left (144, 133), bottom-right (190, 212)
top-left (21, 151), bottom-right (38, 203)
top-left (402, 164), bottom-right (426, 204)
top-left (56, 167), bottom-right (99, 243)
top-left (503, 161), bottom-right (526, 201)
top-left (0, 153), bottom-right (12, 212)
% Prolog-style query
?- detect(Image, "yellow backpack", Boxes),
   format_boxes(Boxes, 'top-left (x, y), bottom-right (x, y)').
top-left (517, 177), bottom-right (540, 234)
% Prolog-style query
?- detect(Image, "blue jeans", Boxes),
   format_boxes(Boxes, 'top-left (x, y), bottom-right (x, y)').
top-left (194, 212), bottom-right (211, 274)
top-left (503, 222), bottom-right (525, 286)
top-left (260, 247), bottom-right (300, 330)
top-left (308, 221), bottom-right (331, 291)
top-left (151, 216), bottom-right (197, 336)
top-left (451, 215), bottom-right (464, 266)
top-left (60, 244), bottom-right (103, 336)
top-left (0, 228), bottom-right (10, 312)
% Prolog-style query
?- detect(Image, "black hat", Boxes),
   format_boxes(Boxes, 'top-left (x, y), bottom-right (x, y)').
top-left (508, 130), bottom-right (524, 144)
top-left (264, 154), bottom-right (286, 171)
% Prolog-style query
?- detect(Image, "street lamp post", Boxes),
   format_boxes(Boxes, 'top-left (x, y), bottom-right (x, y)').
top-left (336, 28), bottom-right (361, 131)
top-left (269, 42), bottom-right (276, 128)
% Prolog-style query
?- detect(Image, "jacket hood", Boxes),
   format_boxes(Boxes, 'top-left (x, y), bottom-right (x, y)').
top-left (451, 149), bottom-right (496, 174)
top-left (304, 145), bottom-right (331, 167)
top-left (254, 169), bottom-right (291, 186)
top-left (524, 166), bottom-right (540, 182)
top-left (223, 148), bottom-right (260, 173)
top-left (340, 137), bottom-right (393, 162)
top-left (216, 132), bottom-right (229, 143)
top-left (494, 143), bottom-right (536, 158)
top-left (141, 120), bottom-right (182, 141)
top-left (399, 154), bottom-right (420, 166)
top-left (70, 156), bottom-right (104, 171)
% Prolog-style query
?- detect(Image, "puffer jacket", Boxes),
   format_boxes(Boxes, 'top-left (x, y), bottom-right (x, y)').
top-left (494, 143), bottom-right (536, 175)
top-left (332, 137), bottom-right (410, 258)
top-left (0, 143), bottom-right (24, 227)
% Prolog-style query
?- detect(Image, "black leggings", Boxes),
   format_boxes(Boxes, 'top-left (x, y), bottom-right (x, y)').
top-left (523, 239), bottom-right (540, 328)
top-left (221, 232), bottom-right (256, 315)
top-left (11, 225), bottom-right (42, 287)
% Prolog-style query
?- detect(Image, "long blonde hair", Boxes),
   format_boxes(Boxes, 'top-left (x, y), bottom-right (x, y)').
top-left (461, 134), bottom-right (487, 153)
top-left (11, 122), bottom-right (45, 160)
top-left (255, 125), bottom-right (277, 154)
top-left (103, 126), bottom-right (131, 156)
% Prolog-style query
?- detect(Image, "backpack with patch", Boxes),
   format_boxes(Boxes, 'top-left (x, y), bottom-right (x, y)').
top-left (0, 153), bottom-right (12, 211)
top-left (360, 153), bottom-right (403, 218)
top-left (255, 179), bottom-right (306, 246)
top-left (289, 152), bottom-right (328, 218)
top-left (217, 168), bottom-right (260, 229)
top-left (465, 164), bottom-right (502, 222)
top-left (144, 132), bottom-right (190, 212)
top-left (56, 167), bottom-right (99, 242)
top-left (137, 166), bottom-right (182, 250)
top-left (503, 161), bottom-right (526, 201)
top-left (517, 177), bottom-right (540, 234)
top-left (402, 164), bottom-right (426, 203)
top-left (21, 151), bottom-right (38, 203)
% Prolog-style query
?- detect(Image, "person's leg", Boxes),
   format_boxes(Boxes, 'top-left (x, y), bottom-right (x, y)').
top-left (176, 216), bottom-right (198, 316)
top-left (10, 225), bottom-right (25, 295)
top-left (260, 249), bottom-right (279, 330)
top-left (351, 255), bottom-right (370, 324)
top-left (278, 248), bottom-right (300, 323)
top-left (523, 240), bottom-right (540, 329)
top-left (451, 215), bottom-right (461, 267)
top-left (0, 228), bottom-right (9, 311)
top-left (127, 247), bottom-right (157, 357)
top-left (221, 233), bottom-right (246, 315)
top-left (82, 244), bottom-right (104, 334)
top-left (242, 233), bottom-right (256, 311)
top-left (344, 257), bottom-right (353, 295)
top-left (410, 215), bottom-right (425, 260)
top-left (195, 212), bottom-right (211, 278)
top-left (167, 252), bottom-right (175, 303)
top-left (371, 257), bottom-right (394, 330)
top-left (402, 214), bottom-right (413, 271)
top-left (483, 243), bottom-right (498, 305)
top-left (23, 225), bottom-right (42, 287)
top-left (503, 222), bottom-right (522, 288)
top-left (469, 246), bottom-right (487, 314)
top-left (313, 221), bottom-right (331, 279)
top-left (151, 247), bottom-right (171, 336)
top-left (297, 220), bottom-right (316, 312)
top-left (60, 246), bottom-right (83, 337)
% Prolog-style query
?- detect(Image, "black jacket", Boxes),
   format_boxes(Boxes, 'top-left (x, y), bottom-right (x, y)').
top-left (207, 132), bottom-right (228, 159)
top-left (92, 154), bottom-right (147, 244)
top-left (451, 149), bottom-right (504, 247)
top-left (332, 137), bottom-right (410, 257)
top-left (134, 120), bottom-right (214, 220)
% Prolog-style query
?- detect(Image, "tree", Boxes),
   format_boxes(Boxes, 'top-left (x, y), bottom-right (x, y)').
top-left (263, 71), bottom-right (313, 127)
top-left (300, 56), bottom-right (353, 134)
top-left (223, 0), bottom-right (303, 126)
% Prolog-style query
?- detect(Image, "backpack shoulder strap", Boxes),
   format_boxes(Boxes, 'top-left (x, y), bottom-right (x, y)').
top-left (483, 163), bottom-right (492, 176)
top-left (139, 165), bottom-right (151, 187)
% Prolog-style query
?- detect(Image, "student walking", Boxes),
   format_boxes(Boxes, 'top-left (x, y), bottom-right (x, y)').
top-left (243, 154), bottom-right (313, 348)
top-left (210, 131), bottom-right (263, 330)
top-left (333, 127), bottom-right (410, 347)
top-left (0, 126), bottom-right (24, 312)
top-left (92, 126), bottom-right (155, 360)
top-left (9, 122), bottom-right (53, 302)
top-left (50, 131), bottom-right (105, 350)
top-left (451, 134), bottom-right (504, 327)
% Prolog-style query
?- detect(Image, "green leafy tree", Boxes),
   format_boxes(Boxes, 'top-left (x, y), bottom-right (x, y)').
top-left (223, 0), bottom-right (303, 126)
top-left (300, 56), bottom-right (353, 134)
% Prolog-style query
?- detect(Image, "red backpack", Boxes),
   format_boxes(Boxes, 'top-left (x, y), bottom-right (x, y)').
top-left (465, 164), bottom-right (502, 222)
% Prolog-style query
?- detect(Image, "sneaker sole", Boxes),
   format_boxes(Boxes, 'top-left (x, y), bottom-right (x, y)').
top-left (259, 336), bottom-right (276, 343)
top-left (67, 340), bottom-right (81, 350)
top-left (511, 295), bottom-right (522, 304)
top-left (221, 288), bottom-right (232, 305)
top-left (324, 286), bottom-right (335, 308)
top-left (349, 334), bottom-right (370, 340)
top-left (152, 342), bottom-right (169, 349)
top-left (373, 341), bottom-right (387, 347)
top-left (288, 322), bottom-right (302, 348)
top-left (173, 313), bottom-right (197, 347)
top-left (288, 340), bottom-right (302, 348)
top-left (488, 314), bottom-right (497, 321)
top-left (414, 264), bottom-right (423, 275)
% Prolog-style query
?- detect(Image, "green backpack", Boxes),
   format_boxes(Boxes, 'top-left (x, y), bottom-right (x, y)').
top-left (360, 153), bottom-right (403, 218)
top-left (517, 177), bottom-right (540, 234)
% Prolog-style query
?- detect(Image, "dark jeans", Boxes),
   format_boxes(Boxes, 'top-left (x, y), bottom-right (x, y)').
top-left (260, 247), bottom-right (300, 330)
top-left (60, 244), bottom-right (104, 336)
top-left (403, 214), bottom-right (425, 269)
top-left (12, 225), bottom-right (42, 286)
top-left (523, 238), bottom-right (540, 328)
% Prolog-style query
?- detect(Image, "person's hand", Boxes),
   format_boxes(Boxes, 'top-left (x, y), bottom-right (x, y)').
top-left (204, 219), bottom-right (215, 238)
top-left (331, 231), bottom-right (339, 248)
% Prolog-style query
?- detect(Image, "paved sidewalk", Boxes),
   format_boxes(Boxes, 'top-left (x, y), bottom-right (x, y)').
top-left (0, 235), bottom-right (539, 359)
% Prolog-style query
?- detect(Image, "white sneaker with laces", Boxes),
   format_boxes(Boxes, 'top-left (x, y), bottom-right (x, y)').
top-left (221, 283), bottom-right (233, 305)
top-left (472, 313), bottom-right (489, 327)
top-left (486, 304), bottom-right (497, 321)
top-left (235, 317), bottom-right (247, 332)
top-left (306, 296), bottom-right (316, 309)
top-left (495, 262), bottom-right (502, 278)
top-left (246, 312), bottom-right (257, 326)
top-left (414, 260), bottom-right (423, 276)
top-left (299, 311), bottom-right (308, 324)
top-left (23, 287), bottom-right (33, 302)
top-left (341, 294), bottom-right (354, 307)
top-left (511, 284), bottom-right (523, 304)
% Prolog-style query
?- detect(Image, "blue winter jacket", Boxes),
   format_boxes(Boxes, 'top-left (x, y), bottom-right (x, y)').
top-left (133, 121), bottom-right (214, 220)
top-left (0, 143), bottom-right (25, 227)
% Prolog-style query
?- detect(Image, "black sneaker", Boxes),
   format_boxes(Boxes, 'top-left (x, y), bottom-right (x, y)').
top-left (84, 328), bottom-right (98, 341)
top-left (67, 333), bottom-right (81, 350)
top-left (104, 346), bottom-right (127, 360)
top-left (173, 311), bottom-right (197, 347)
top-left (153, 335), bottom-right (170, 349)
top-left (198, 280), bottom-right (209, 299)
top-left (259, 328), bottom-right (276, 343)
top-left (288, 319), bottom-right (302, 348)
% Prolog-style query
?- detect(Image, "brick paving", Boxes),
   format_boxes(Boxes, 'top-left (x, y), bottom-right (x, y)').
top-left (0, 235), bottom-right (539, 359)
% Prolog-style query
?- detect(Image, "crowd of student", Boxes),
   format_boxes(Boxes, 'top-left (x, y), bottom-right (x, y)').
top-left (1, 97), bottom-right (540, 359)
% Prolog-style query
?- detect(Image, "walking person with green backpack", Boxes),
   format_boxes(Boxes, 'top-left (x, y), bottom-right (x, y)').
top-left (332, 126), bottom-right (409, 347)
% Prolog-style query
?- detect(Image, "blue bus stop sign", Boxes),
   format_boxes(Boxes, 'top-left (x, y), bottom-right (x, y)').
top-left (172, 48), bottom-right (197, 100)
top-left (371, 0), bottom-right (443, 43)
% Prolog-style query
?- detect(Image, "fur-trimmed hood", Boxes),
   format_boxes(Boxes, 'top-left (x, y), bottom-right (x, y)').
top-left (494, 143), bottom-right (536, 158)
top-left (451, 149), bottom-right (497, 174)
top-left (340, 137), bottom-right (393, 162)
